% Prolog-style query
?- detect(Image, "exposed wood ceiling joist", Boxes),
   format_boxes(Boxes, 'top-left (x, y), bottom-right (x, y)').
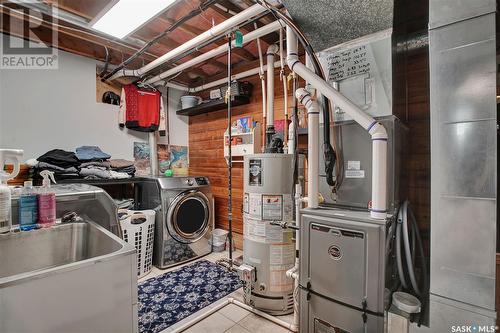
top-left (0, 0), bottom-right (281, 85)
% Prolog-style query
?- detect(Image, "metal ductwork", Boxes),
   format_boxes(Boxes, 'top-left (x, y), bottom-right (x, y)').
top-left (280, 0), bottom-right (393, 52)
top-left (422, 0), bottom-right (497, 331)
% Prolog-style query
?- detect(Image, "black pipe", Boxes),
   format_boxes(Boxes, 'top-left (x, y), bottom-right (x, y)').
top-left (98, 46), bottom-right (110, 78)
top-left (102, 0), bottom-right (219, 81)
top-left (227, 34), bottom-right (233, 264)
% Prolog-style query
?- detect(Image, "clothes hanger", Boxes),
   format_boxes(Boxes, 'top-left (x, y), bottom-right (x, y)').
top-left (136, 80), bottom-right (157, 93)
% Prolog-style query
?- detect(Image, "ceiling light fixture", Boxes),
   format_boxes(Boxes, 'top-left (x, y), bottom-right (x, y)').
top-left (91, 0), bottom-right (177, 39)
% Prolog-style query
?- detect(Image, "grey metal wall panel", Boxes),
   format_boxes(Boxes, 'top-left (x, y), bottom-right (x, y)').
top-left (429, 0), bottom-right (495, 29)
top-left (410, 295), bottom-right (496, 333)
top-left (439, 121), bottom-right (496, 198)
top-left (429, 12), bottom-right (496, 311)
top-left (430, 14), bottom-right (496, 124)
top-left (431, 198), bottom-right (496, 309)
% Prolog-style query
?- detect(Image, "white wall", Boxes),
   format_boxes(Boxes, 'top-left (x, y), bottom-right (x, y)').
top-left (159, 86), bottom-right (189, 147)
top-left (0, 35), bottom-right (188, 161)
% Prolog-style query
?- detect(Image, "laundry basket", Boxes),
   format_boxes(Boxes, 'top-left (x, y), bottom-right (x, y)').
top-left (119, 209), bottom-right (155, 278)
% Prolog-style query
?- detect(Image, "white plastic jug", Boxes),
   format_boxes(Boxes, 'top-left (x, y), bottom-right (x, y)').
top-left (0, 149), bottom-right (24, 182)
top-left (0, 149), bottom-right (24, 233)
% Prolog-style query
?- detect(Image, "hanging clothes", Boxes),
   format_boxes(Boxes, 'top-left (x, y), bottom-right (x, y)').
top-left (119, 84), bottom-right (166, 135)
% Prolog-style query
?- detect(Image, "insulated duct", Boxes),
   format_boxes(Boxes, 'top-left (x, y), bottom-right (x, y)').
top-left (146, 21), bottom-right (283, 85)
top-left (280, 0), bottom-right (394, 52)
top-left (109, 4), bottom-right (267, 80)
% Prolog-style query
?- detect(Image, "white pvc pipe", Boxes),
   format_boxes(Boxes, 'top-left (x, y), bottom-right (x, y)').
top-left (287, 119), bottom-right (295, 154)
top-left (256, 29), bottom-right (267, 152)
top-left (163, 82), bottom-right (189, 92)
top-left (110, 4), bottom-right (267, 80)
top-left (296, 88), bottom-right (319, 209)
top-left (171, 298), bottom-right (296, 332)
top-left (149, 132), bottom-right (158, 176)
top-left (286, 26), bottom-right (388, 219)
top-left (279, 28), bottom-right (289, 150)
top-left (266, 44), bottom-right (279, 127)
top-left (146, 21), bottom-right (282, 85)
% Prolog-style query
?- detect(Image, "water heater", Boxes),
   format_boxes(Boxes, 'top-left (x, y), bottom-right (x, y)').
top-left (242, 154), bottom-right (295, 315)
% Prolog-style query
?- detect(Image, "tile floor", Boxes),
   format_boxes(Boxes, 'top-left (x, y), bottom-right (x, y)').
top-left (139, 250), bottom-right (294, 333)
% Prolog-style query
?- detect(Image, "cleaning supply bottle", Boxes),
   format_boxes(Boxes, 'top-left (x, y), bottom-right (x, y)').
top-left (0, 149), bottom-right (23, 233)
top-left (38, 170), bottom-right (56, 228)
top-left (0, 180), bottom-right (12, 233)
top-left (18, 181), bottom-right (38, 231)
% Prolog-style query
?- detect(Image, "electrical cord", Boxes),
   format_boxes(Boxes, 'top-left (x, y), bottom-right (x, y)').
top-left (98, 46), bottom-right (110, 77)
top-left (102, 0), bottom-right (219, 81)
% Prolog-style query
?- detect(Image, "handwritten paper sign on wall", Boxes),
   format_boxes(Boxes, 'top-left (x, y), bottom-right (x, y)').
top-left (326, 45), bottom-right (371, 82)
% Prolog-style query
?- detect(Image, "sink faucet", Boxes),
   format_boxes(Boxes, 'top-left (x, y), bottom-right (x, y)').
top-left (61, 212), bottom-right (84, 223)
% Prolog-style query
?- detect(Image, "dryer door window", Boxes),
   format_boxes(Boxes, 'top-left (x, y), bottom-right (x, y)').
top-left (167, 190), bottom-right (210, 243)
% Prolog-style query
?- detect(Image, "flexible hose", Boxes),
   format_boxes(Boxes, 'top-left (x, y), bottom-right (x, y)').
top-left (408, 203), bottom-right (429, 326)
top-left (395, 206), bottom-right (408, 289)
top-left (385, 217), bottom-right (396, 258)
top-left (402, 201), bottom-right (421, 296)
top-left (395, 200), bottom-right (429, 325)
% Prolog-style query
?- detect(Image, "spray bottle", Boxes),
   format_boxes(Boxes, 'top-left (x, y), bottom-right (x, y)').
top-left (38, 170), bottom-right (56, 228)
top-left (0, 149), bottom-right (23, 233)
top-left (19, 181), bottom-right (38, 231)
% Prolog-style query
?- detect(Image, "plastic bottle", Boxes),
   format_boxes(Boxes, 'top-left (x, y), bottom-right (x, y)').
top-left (38, 170), bottom-right (56, 228)
top-left (0, 179), bottom-right (11, 233)
top-left (0, 149), bottom-right (23, 233)
top-left (19, 181), bottom-right (38, 231)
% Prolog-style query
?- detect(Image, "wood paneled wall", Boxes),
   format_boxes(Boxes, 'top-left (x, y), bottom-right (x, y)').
top-left (404, 50), bottom-right (430, 236)
top-left (188, 70), bottom-right (290, 248)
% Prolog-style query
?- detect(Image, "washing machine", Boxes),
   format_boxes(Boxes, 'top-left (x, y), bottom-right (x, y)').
top-left (135, 176), bottom-right (214, 269)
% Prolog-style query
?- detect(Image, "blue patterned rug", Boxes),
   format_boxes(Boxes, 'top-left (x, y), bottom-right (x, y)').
top-left (138, 259), bottom-right (242, 333)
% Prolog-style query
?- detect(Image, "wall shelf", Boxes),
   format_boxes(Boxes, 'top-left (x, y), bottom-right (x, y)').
top-left (224, 123), bottom-right (261, 164)
top-left (176, 96), bottom-right (250, 116)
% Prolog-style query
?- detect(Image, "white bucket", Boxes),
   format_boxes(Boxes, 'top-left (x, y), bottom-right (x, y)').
top-left (180, 95), bottom-right (202, 109)
top-left (211, 228), bottom-right (229, 252)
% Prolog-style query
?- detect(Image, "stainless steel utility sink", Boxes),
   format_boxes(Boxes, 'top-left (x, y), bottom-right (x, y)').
top-left (0, 221), bottom-right (138, 333)
top-left (0, 222), bottom-right (124, 281)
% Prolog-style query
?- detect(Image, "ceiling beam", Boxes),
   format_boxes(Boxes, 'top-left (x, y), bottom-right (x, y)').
top-left (41, 0), bottom-right (112, 21)
top-left (133, 22), bottom-right (228, 72)
top-left (156, 16), bottom-right (256, 62)
top-left (0, 6), bottom-right (156, 68)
